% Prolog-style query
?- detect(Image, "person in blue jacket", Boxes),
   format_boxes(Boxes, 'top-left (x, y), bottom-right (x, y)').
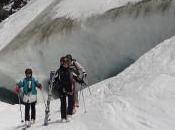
top-left (15, 68), bottom-right (42, 127)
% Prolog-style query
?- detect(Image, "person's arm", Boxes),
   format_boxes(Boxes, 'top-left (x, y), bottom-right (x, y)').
top-left (74, 61), bottom-right (86, 73)
top-left (34, 79), bottom-right (42, 90)
top-left (15, 80), bottom-right (23, 93)
top-left (16, 80), bottom-right (23, 88)
top-left (74, 61), bottom-right (87, 78)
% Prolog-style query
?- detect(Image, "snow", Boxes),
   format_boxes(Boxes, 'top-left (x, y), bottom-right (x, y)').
top-left (54, 0), bottom-right (141, 20)
top-left (0, 0), bottom-right (149, 89)
top-left (0, 0), bottom-right (141, 51)
top-left (0, 0), bottom-right (56, 51)
top-left (1, 0), bottom-right (175, 129)
top-left (0, 34), bottom-right (175, 130)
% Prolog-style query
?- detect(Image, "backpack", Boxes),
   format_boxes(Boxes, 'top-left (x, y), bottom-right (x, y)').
top-left (69, 59), bottom-right (80, 76)
top-left (50, 70), bottom-right (61, 98)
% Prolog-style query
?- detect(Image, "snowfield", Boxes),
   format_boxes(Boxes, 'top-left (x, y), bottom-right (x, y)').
top-left (1, 34), bottom-right (175, 130)
top-left (0, 0), bottom-right (146, 87)
top-left (54, 0), bottom-right (141, 20)
top-left (0, 0), bottom-right (56, 51)
top-left (0, 0), bottom-right (141, 51)
top-left (1, 0), bottom-right (175, 130)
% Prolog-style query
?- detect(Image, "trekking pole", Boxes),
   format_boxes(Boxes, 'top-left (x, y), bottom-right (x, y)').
top-left (81, 88), bottom-right (87, 113)
top-left (79, 85), bottom-right (87, 113)
top-left (41, 90), bottom-right (47, 108)
top-left (82, 76), bottom-right (92, 95)
top-left (84, 83), bottom-right (92, 95)
top-left (17, 94), bottom-right (24, 123)
top-left (78, 86), bottom-right (82, 105)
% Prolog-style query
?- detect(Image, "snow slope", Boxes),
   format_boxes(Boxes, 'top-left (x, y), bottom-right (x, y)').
top-left (2, 33), bottom-right (175, 130)
top-left (0, 0), bottom-right (150, 89)
top-left (0, 0), bottom-right (141, 51)
top-left (0, 0), bottom-right (175, 91)
top-left (54, 0), bottom-right (141, 20)
top-left (0, 0), bottom-right (56, 51)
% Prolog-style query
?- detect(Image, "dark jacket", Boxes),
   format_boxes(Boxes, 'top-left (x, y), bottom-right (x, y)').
top-left (55, 66), bottom-right (73, 96)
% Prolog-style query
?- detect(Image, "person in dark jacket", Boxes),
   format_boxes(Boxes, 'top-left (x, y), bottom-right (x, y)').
top-left (55, 57), bottom-right (73, 122)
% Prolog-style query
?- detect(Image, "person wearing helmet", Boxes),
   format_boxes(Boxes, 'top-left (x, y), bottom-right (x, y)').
top-left (15, 68), bottom-right (42, 127)
top-left (65, 54), bottom-right (87, 112)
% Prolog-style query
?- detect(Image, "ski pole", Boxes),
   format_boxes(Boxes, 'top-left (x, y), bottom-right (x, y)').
top-left (41, 90), bottom-right (47, 108)
top-left (85, 78), bottom-right (92, 95)
top-left (79, 85), bottom-right (87, 113)
top-left (78, 86), bottom-right (82, 104)
top-left (78, 84), bottom-right (84, 106)
top-left (83, 82), bottom-right (92, 95)
top-left (18, 94), bottom-right (24, 123)
top-left (82, 76), bottom-right (92, 95)
top-left (81, 89), bottom-right (87, 113)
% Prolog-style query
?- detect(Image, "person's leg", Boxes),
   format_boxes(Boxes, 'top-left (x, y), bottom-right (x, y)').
top-left (72, 91), bottom-right (75, 113)
top-left (74, 83), bottom-right (79, 107)
top-left (67, 95), bottom-right (73, 115)
top-left (31, 102), bottom-right (36, 121)
top-left (60, 95), bottom-right (67, 119)
top-left (25, 103), bottom-right (30, 121)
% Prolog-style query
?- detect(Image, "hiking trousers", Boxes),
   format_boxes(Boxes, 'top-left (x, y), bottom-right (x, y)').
top-left (60, 95), bottom-right (67, 119)
top-left (25, 101), bottom-right (36, 121)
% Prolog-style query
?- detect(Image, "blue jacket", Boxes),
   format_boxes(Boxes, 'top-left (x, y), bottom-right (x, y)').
top-left (17, 77), bottom-right (41, 95)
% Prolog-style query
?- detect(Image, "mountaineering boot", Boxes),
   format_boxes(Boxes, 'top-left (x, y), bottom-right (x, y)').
top-left (25, 121), bottom-right (31, 128)
top-left (31, 119), bottom-right (35, 124)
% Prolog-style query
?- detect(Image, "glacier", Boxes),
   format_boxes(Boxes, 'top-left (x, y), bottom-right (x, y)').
top-left (1, 19), bottom-right (175, 130)
top-left (0, 0), bottom-right (175, 91)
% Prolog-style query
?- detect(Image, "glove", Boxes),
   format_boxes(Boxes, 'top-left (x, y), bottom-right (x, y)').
top-left (38, 85), bottom-right (43, 90)
top-left (15, 86), bottom-right (20, 94)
